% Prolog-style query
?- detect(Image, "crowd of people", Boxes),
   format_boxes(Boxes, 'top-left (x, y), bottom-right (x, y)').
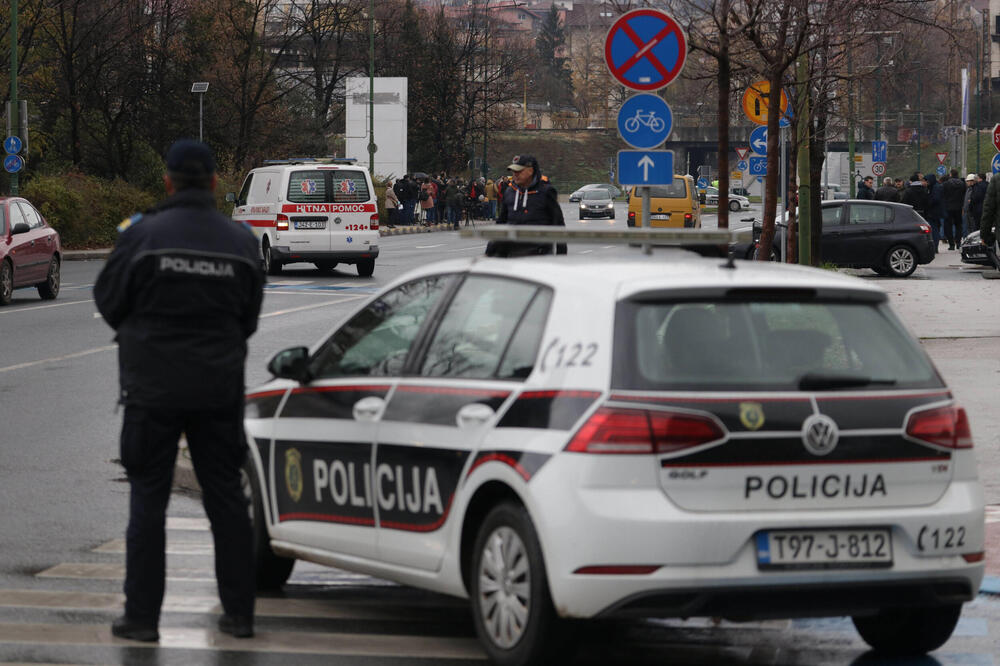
top-left (383, 173), bottom-right (514, 230)
top-left (856, 169), bottom-right (988, 251)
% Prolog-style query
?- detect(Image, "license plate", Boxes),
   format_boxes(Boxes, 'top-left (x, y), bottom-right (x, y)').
top-left (756, 528), bottom-right (892, 570)
top-left (295, 220), bottom-right (326, 229)
top-left (651, 214), bottom-right (670, 220)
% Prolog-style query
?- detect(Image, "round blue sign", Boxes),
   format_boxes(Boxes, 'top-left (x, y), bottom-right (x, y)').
top-left (991, 153), bottom-right (1000, 175)
top-left (936, 165), bottom-right (947, 177)
top-left (737, 160), bottom-right (748, 172)
top-left (4, 136), bottom-right (22, 155)
top-left (605, 9), bottom-right (687, 91)
top-left (617, 93), bottom-right (672, 149)
top-left (3, 154), bottom-right (23, 173)
top-left (696, 177), bottom-right (709, 189)
top-left (750, 126), bottom-right (768, 156)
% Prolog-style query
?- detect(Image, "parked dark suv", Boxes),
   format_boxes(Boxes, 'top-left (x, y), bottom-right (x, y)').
top-left (734, 200), bottom-right (935, 277)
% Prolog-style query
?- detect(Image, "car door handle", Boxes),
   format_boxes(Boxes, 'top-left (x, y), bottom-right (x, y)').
top-left (352, 396), bottom-right (385, 422)
top-left (456, 403), bottom-right (495, 429)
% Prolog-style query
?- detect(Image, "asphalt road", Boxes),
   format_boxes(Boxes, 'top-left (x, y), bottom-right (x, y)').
top-left (1, 204), bottom-right (998, 664)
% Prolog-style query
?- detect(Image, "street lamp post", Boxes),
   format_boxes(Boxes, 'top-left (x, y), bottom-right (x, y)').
top-left (190, 82), bottom-right (209, 142)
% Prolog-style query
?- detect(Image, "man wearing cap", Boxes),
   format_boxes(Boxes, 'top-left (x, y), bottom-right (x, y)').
top-left (486, 154), bottom-right (567, 257)
top-left (94, 140), bottom-right (263, 642)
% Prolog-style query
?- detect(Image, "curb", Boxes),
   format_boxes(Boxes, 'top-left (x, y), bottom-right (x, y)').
top-left (64, 220), bottom-right (496, 258)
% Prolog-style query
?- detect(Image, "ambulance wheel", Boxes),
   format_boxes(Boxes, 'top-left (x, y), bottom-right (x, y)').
top-left (262, 239), bottom-right (282, 276)
top-left (356, 258), bottom-right (375, 277)
top-left (852, 604), bottom-right (962, 655)
top-left (315, 261), bottom-right (337, 273)
top-left (470, 502), bottom-right (566, 666)
top-left (0, 260), bottom-right (13, 305)
top-left (37, 256), bottom-right (60, 300)
top-left (241, 459), bottom-right (295, 590)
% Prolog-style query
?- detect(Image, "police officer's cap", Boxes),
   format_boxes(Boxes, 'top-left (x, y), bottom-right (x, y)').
top-left (166, 139), bottom-right (216, 177)
top-left (507, 155), bottom-right (538, 172)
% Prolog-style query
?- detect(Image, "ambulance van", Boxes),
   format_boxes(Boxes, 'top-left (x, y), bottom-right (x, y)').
top-left (229, 159), bottom-right (379, 276)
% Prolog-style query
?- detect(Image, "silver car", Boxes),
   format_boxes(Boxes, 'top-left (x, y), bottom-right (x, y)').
top-left (578, 189), bottom-right (615, 219)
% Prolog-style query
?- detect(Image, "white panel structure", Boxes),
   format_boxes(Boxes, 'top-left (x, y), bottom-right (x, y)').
top-left (345, 77), bottom-right (407, 180)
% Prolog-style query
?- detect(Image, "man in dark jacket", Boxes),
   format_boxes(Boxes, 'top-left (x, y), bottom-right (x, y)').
top-left (94, 140), bottom-right (263, 642)
top-left (968, 173), bottom-right (987, 234)
top-left (981, 175), bottom-right (1000, 269)
top-left (900, 173), bottom-right (929, 218)
top-left (874, 177), bottom-right (900, 202)
top-left (486, 154), bottom-right (567, 257)
top-left (941, 168), bottom-right (966, 249)
top-left (857, 176), bottom-right (875, 200)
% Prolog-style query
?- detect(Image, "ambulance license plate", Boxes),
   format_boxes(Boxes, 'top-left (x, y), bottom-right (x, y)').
top-left (651, 214), bottom-right (670, 220)
top-left (755, 528), bottom-right (892, 570)
top-left (295, 220), bottom-right (326, 229)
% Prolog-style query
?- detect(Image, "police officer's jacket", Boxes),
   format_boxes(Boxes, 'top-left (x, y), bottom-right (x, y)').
top-left (94, 188), bottom-right (264, 410)
top-left (486, 174), bottom-right (567, 257)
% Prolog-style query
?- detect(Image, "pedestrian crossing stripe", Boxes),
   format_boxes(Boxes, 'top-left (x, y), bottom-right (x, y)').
top-left (986, 505), bottom-right (1000, 523)
top-left (0, 621), bottom-right (486, 659)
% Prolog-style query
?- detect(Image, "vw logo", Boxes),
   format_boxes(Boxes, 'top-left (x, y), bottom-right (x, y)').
top-left (801, 414), bottom-right (839, 456)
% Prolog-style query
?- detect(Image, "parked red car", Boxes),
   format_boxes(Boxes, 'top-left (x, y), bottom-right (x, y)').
top-left (0, 197), bottom-right (61, 305)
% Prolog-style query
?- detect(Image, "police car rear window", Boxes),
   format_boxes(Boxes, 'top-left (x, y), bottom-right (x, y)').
top-left (613, 300), bottom-right (942, 391)
top-left (287, 169), bottom-right (370, 204)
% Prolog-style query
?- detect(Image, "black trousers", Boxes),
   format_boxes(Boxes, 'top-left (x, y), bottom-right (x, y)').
top-left (120, 405), bottom-right (254, 624)
top-left (944, 209), bottom-right (962, 243)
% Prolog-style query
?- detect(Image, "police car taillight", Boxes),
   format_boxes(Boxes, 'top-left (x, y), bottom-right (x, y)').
top-left (276, 214), bottom-right (290, 231)
top-left (905, 405), bottom-right (974, 449)
top-left (370, 213), bottom-right (379, 230)
top-left (566, 407), bottom-right (724, 455)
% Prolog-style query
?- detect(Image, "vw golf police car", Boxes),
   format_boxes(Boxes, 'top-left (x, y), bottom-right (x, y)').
top-left (229, 158), bottom-right (379, 276)
top-left (242, 228), bottom-right (984, 666)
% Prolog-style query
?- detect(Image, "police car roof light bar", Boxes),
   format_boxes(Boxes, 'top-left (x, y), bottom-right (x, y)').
top-left (459, 226), bottom-right (751, 246)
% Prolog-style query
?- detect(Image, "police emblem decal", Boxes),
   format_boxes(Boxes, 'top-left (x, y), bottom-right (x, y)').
top-left (285, 448), bottom-right (303, 502)
top-left (801, 414), bottom-right (839, 456)
top-left (738, 402), bottom-right (765, 431)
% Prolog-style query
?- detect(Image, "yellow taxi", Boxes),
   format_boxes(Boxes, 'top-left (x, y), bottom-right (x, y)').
top-left (626, 175), bottom-right (701, 228)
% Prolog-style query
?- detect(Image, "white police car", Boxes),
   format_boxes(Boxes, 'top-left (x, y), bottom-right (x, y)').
top-left (243, 228), bottom-right (984, 665)
top-left (229, 158), bottom-right (379, 276)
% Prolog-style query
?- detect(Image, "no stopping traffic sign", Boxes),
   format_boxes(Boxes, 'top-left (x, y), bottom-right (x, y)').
top-left (604, 9), bottom-right (687, 91)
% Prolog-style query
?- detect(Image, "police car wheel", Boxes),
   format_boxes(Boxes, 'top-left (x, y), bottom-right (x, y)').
top-left (885, 245), bottom-right (917, 277)
top-left (470, 503), bottom-right (564, 666)
top-left (37, 257), bottom-right (60, 300)
top-left (852, 603), bottom-right (962, 655)
top-left (356, 258), bottom-right (375, 277)
top-left (241, 459), bottom-right (295, 590)
top-left (0, 260), bottom-right (12, 305)
top-left (729, 200), bottom-right (741, 212)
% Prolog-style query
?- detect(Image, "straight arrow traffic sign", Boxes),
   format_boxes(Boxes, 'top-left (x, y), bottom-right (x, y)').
top-left (618, 150), bottom-right (674, 185)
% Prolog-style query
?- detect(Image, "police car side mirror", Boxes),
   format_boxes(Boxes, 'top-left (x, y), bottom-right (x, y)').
top-left (267, 346), bottom-right (312, 383)
top-left (11, 222), bottom-right (29, 235)
top-left (225, 192), bottom-right (236, 203)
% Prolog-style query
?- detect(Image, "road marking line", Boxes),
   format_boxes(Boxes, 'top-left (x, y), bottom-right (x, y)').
top-left (415, 244), bottom-right (445, 249)
top-left (0, 299), bottom-right (94, 314)
top-left (92, 539), bottom-right (213, 556)
top-left (0, 345), bottom-right (116, 374)
top-left (0, 622), bottom-right (486, 659)
top-left (261, 295), bottom-right (367, 318)
top-left (167, 517), bottom-right (210, 531)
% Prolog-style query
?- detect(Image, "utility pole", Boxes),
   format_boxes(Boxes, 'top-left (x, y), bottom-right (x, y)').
top-left (847, 49), bottom-right (855, 198)
top-left (367, 0), bottom-right (376, 178)
top-left (9, 0), bottom-right (19, 195)
top-left (797, 53), bottom-right (811, 266)
top-left (481, 1), bottom-right (489, 180)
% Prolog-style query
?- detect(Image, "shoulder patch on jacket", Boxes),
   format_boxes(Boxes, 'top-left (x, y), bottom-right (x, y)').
top-left (117, 213), bottom-right (143, 233)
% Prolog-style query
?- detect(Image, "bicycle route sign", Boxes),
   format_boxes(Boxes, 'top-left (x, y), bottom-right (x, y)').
top-left (604, 9), bottom-right (687, 91)
top-left (617, 93), bottom-right (672, 149)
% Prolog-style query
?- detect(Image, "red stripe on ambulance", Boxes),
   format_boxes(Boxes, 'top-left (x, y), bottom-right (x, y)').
top-left (280, 203), bottom-right (377, 214)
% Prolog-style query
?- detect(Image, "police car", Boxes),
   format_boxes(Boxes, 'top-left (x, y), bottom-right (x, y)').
top-left (242, 228), bottom-right (984, 665)
top-left (229, 158), bottom-right (379, 276)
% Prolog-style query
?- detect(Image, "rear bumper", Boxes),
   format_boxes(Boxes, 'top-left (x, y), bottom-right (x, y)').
top-left (271, 246), bottom-right (379, 265)
top-left (597, 576), bottom-right (978, 620)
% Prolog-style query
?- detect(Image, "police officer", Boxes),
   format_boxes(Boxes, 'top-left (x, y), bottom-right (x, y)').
top-left (486, 154), bottom-right (567, 257)
top-left (95, 140), bottom-right (264, 642)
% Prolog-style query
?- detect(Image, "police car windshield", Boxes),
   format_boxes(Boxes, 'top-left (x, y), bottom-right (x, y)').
top-left (613, 299), bottom-right (941, 391)
top-left (287, 169), bottom-right (370, 204)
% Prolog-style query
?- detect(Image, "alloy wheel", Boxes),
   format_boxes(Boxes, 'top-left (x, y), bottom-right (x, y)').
top-left (477, 526), bottom-right (531, 649)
